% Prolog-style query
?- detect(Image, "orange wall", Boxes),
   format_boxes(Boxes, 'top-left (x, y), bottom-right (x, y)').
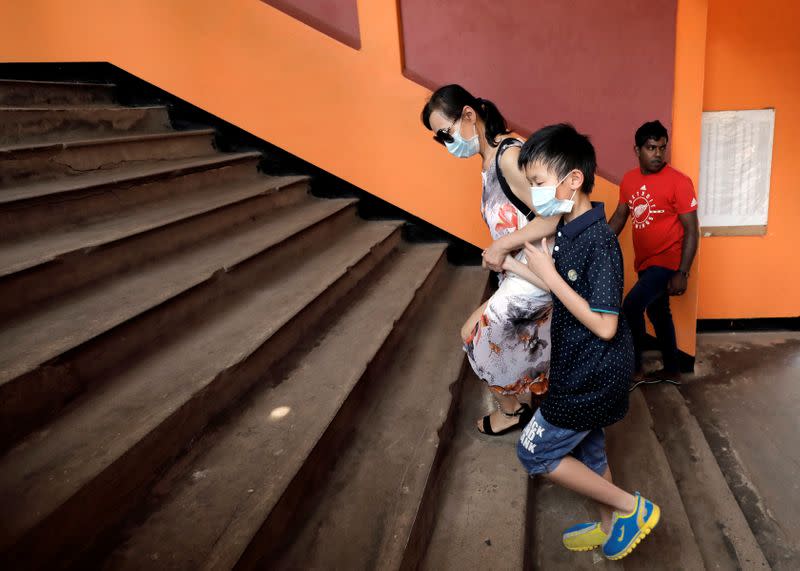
top-left (0, 0), bottom-right (704, 354)
top-left (698, 0), bottom-right (800, 319)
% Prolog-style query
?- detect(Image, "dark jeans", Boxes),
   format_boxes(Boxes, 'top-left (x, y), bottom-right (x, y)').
top-left (622, 266), bottom-right (679, 373)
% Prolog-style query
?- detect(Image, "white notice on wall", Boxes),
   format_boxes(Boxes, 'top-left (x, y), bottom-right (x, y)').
top-left (698, 109), bottom-right (775, 228)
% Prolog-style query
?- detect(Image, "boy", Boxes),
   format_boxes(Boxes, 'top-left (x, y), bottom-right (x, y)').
top-left (511, 124), bottom-right (660, 560)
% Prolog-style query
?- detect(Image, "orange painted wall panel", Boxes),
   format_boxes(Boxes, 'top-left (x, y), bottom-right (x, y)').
top-left (697, 0), bottom-right (800, 319)
top-left (0, 0), bottom-right (704, 355)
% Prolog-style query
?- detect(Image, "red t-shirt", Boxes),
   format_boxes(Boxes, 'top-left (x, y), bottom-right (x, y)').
top-left (619, 164), bottom-right (698, 272)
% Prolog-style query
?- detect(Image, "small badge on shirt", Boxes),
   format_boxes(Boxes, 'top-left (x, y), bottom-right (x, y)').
top-left (567, 269), bottom-right (578, 282)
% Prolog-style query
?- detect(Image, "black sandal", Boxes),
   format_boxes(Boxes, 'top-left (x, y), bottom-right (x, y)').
top-left (479, 403), bottom-right (533, 436)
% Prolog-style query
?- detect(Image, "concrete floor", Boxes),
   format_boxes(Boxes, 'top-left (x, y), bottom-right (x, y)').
top-left (683, 331), bottom-right (800, 569)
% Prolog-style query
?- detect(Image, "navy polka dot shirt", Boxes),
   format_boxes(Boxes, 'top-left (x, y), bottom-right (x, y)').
top-left (541, 202), bottom-right (634, 431)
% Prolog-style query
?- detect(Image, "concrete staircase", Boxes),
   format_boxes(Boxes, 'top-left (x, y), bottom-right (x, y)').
top-left (0, 77), bottom-right (776, 570)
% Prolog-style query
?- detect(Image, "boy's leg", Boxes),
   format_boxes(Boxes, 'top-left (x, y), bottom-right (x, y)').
top-left (622, 267), bottom-right (674, 374)
top-left (519, 412), bottom-right (660, 559)
top-left (546, 456), bottom-right (636, 514)
top-left (518, 414), bottom-right (636, 514)
top-left (598, 467), bottom-right (615, 532)
top-left (645, 291), bottom-right (680, 374)
top-left (570, 427), bottom-right (615, 531)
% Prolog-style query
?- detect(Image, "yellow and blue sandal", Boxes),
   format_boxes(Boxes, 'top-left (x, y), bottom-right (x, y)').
top-left (602, 492), bottom-right (660, 560)
top-left (562, 522), bottom-right (608, 551)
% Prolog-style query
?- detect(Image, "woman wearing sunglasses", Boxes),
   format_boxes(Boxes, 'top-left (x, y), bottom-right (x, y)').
top-left (421, 84), bottom-right (560, 435)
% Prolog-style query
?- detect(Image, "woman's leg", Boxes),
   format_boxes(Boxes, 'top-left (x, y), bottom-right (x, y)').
top-left (462, 300), bottom-right (522, 432)
top-left (461, 300), bottom-right (489, 342)
top-left (516, 389), bottom-right (533, 408)
top-left (476, 391), bottom-right (526, 433)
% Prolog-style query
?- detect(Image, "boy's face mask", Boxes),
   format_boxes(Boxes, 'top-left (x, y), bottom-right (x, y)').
top-left (445, 119), bottom-right (480, 158)
top-left (530, 172), bottom-right (577, 216)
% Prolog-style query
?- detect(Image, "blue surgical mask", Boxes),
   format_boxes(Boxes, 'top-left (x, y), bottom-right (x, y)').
top-left (530, 173), bottom-right (577, 216)
top-left (445, 119), bottom-right (480, 158)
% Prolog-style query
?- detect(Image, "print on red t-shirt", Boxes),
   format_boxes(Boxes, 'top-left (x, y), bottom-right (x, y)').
top-left (619, 164), bottom-right (698, 272)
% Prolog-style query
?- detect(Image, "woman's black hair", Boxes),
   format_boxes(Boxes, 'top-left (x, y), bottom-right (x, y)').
top-left (421, 84), bottom-right (510, 148)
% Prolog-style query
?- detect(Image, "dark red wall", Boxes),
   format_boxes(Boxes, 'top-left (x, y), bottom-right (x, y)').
top-left (262, 0), bottom-right (360, 49)
top-left (400, 0), bottom-right (677, 182)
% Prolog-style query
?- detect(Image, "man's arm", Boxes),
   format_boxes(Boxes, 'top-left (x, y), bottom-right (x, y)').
top-left (607, 202), bottom-right (630, 236)
top-left (668, 210), bottom-right (699, 296)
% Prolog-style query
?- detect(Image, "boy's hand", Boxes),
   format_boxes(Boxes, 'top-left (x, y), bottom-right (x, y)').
top-left (482, 240), bottom-right (509, 272)
top-left (501, 254), bottom-right (520, 274)
top-left (524, 239), bottom-right (556, 281)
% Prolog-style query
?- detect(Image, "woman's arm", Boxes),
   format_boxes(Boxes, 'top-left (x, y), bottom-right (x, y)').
top-left (483, 147), bottom-right (561, 271)
top-left (501, 255), bottom-right (550, 292)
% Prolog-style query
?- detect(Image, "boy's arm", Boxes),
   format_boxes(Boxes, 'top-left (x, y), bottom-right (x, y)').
top-left (482, 148), bottom-right (561, 271)
top-left (524, 239), bottom-right (620, 341)
top-left (483, 216), bottom-right (561, 271)
top-left (501, 255), bottom-right (551, 292)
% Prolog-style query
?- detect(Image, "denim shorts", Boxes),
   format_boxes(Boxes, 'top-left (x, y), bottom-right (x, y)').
top-left (517, 409), bottom-right (607, 476)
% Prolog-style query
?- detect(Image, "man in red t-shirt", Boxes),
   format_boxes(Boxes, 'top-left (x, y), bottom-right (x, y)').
top-left (608, 120), bottom-right (699, 380)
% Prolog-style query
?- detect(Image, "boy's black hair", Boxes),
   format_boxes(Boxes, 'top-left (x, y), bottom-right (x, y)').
top-left (421, 84), bottom-right (511, 148)
top-left (518, 123), bottom-right (596, 194)
top-left (635, 120), bottom-right (669, 147)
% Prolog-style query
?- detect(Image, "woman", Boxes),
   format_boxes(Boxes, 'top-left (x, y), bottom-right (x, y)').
top-left (421, 84), bottom-right (560, 435)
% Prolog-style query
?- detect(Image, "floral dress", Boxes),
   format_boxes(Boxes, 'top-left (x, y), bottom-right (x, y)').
top-left (464, 138), bottom-right (552, 397)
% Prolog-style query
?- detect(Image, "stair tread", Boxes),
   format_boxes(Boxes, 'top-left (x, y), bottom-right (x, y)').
top-left (421, 370), bottom-right (528, 571)
top-left (277, 266), bottom-right (488, 570)
top-left (532, 480), bottom-right (624, 570)
top-left (0, 128), bottom-right (216, 155)
top-left (0, 104), bottom-right (160, 111)
top-left (0, 151), bottom-right (261, 206)
top-left (645, 384), bottom-right (770, 569)
top-left (603, 390), bottom-right (706, 570)
top-left (531, 390), bottom-right (706, 570)
top-left (0, 167), bottom-right (290, 278)
top-left (0, 218), bottom-right (402, 551)
top-left (0, 192), bottom-right (346, 387)
top-left (107, 242), bottom-right (449, 570)
top-left (0, 79), bottom-right (115, 88)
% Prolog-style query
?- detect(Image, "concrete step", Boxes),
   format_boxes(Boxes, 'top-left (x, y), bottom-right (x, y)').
top-left (0, 79), bottom-right (116, 106)
top-left (604, 390), bottom-right (706, 569)
top-left (104, 243), bottom-right (450, 571)
top-left (530, 390), bottom-right (706, 570)
top-left (643, 384), bottom-right (769, 570)
top-left (274, 265), bottom-right (488, 571)
top-left (0, 194), bottom-right (350, 450)
top-left (0, 128), bottom-right (217, 187)
top-left (0, 105), bottom-right (171, 146)
top-left (0, 151), bottom-right (262, 240)
top-left (531, 480), bottom-right (623, 570)
top-left (420, 369), bottom-right (530, 571)
top-left (683, 332), bottom-right (800, 571)
top-left (0, 174), bottom-right (307, 320)
top-left (0, 218), bottom-right (403, 569)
